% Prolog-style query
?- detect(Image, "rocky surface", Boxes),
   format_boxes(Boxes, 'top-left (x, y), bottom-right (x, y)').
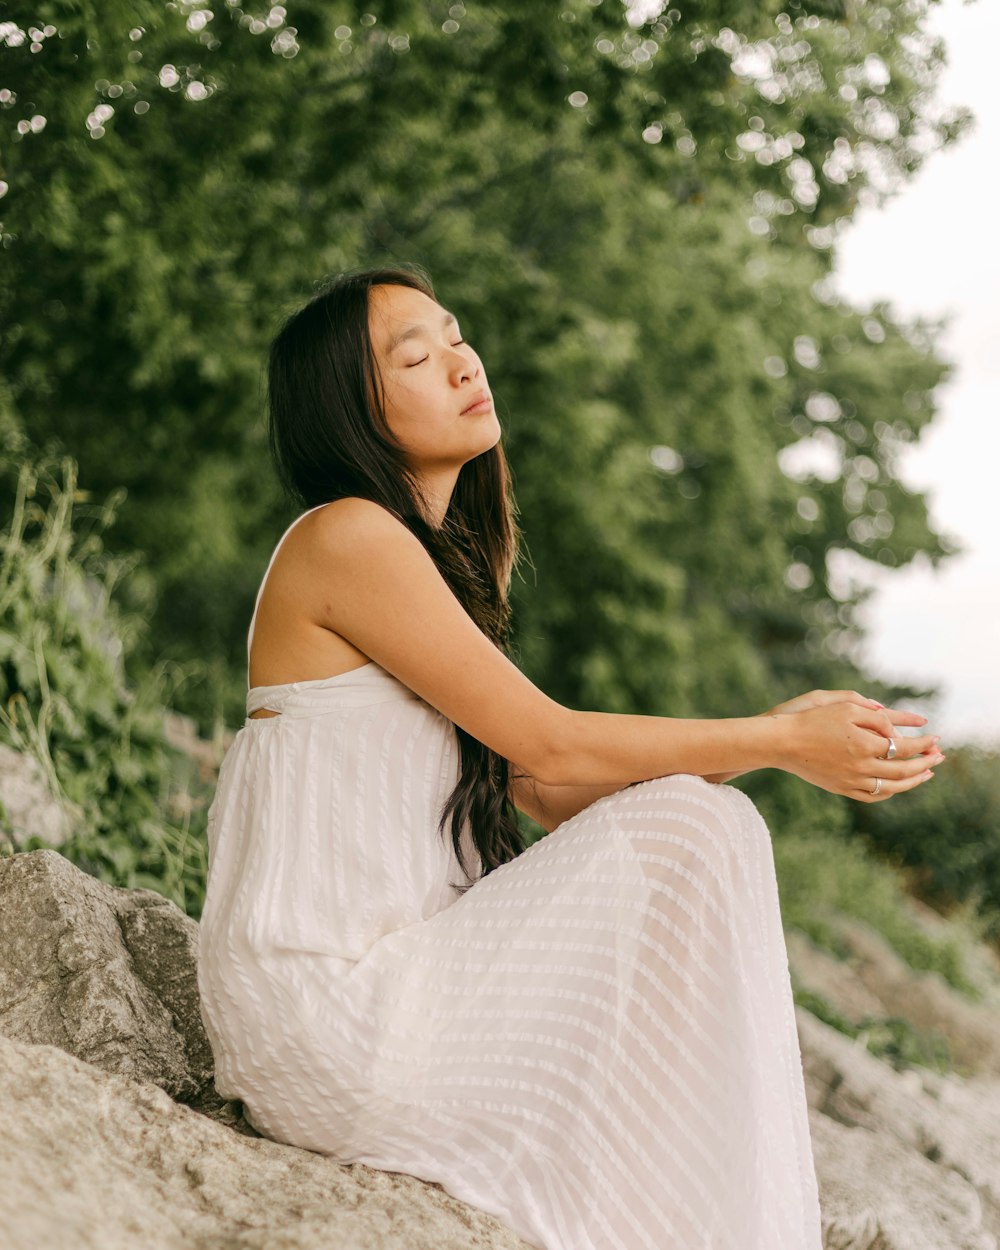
top-left (0, 846), bottom-right (238, 1125)
top-left (788, 917), bottom-right (1000, 1079)
top-left (2, 846), bottom-right (1000, 1249)
top-left (802, 1010), bottom-right (1000, 1249)
top-left (789, 914), bottom-right (1000, 1248)
top-left (0, 741), bottom-right (72, 849)
top-left (0, 1035), bottom-right (530, 1250)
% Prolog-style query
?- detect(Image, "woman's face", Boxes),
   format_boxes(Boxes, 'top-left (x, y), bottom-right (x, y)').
top-left (367, 283), bottom-right (500, 478)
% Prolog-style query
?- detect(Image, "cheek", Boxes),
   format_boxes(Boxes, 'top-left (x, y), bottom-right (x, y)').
top-left (384, 366), bottom-right (428, 402)
top-left (385, 377), bottom-right (432, 427)
top-left (381, 380), bottom-right (444, 449)
top-left (380, 375), bottom-right (418, 425)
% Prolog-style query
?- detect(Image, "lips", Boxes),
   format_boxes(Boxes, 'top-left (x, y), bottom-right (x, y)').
top-left (460, 391), bottom-right (493, 415)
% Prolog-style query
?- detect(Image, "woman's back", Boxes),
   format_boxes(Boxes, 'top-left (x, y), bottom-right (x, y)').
top-left (246, 502), bottom-right (377, 695)
top-left (199, 510), bottom-right (479, 972)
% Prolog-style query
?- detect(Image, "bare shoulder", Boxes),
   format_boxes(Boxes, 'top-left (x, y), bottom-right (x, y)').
top-left (270, 497), bottom-right (569, 785)
top-left (306, 495), bottom-right (402, 532)
top-left (296, 497), bottom-right (424, 567)
top-left (264, 498), bottom-right (424, 598)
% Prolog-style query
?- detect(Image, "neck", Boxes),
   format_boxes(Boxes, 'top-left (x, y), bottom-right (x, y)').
top-left (412, 466), bottom-right (461, 529)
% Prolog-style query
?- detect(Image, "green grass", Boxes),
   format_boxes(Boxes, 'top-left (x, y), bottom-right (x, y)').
top-left (792, 984), bottom-right (954, 1073)
top-left (774, 825), bottom-right (980, 1000)
top-left (0, 444), bottom-right (210, 917)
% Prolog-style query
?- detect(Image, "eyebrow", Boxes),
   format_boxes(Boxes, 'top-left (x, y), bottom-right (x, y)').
top-left (387, 309), bottom-right (458, 353)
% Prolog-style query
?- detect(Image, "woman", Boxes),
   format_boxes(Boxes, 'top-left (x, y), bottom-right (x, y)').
top-left (197, 266), bottom-right (941, 1250)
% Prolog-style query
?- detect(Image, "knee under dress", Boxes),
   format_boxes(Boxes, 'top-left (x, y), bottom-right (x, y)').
top-left (196, 509), bottom-right (824, 1250)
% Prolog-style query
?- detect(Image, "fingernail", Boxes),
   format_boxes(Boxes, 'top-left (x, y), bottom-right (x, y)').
top-left (923, 769), bottom-right (935, 779)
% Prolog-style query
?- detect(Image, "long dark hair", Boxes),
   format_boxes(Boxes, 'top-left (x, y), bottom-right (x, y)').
top-left (266, 265), bottom-right (525, 890)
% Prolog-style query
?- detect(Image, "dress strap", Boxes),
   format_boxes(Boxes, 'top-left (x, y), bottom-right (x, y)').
top-left (247, 503), bottom-right (331, 687)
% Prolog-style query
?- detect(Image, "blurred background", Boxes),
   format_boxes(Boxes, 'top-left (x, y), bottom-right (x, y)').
top-left (835, 0), bottom-right (1000, 750)
top-left (2, 2), bottom-right (998, 1052)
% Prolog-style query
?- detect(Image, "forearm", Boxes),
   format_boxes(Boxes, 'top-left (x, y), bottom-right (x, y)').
top-left (536, 707), bottom-right (785, 789)
top-left (702, 714), bottom-right (772, 784)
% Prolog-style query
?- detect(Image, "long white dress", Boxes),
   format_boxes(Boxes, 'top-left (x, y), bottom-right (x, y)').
top-left (197, 510), bottom-right (824, 1250)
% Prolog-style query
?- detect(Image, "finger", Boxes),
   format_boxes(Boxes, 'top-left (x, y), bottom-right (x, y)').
top-left (875, 752), bottom-right (945, 782)
top-left (873, 733), bottom-right (941, 762)
top-left (838, 690), bottom-right (887, 710)
top-left (816, 689), bottom-right (892, 711)
top-left (882, 707), bottom-right (930, 728)
top-left (793, 689), bottom-right (884, 711)
top-left (851, 707), bottom-right (902, 737)
top-left (852, 768), bottom-right (935, 802)
top-left (879, 768), bottom-right (936, 799)
top-left (906, 740), bottom-right (945, 762)
top-left (853, 712), bottom-right (934, 754)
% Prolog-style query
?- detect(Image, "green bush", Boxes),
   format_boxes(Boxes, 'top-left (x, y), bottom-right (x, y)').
top-left (851, 747), bottom-right (1000, 940)
top-left (791, 985), bottom-right (953, 1074)
top-left (0, 439), bottom-right (209, 916)
top-left (773, 823), bottom-right (979, 998)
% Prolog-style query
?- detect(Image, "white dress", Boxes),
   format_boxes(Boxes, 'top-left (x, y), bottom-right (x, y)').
top-left (197, 510), bottom-right (823, 1250)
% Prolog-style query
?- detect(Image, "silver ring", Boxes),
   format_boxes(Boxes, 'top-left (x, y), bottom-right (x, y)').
top-left (870, 777), bottom-right (883, 796)
top-left (884, 738), bottom-right (897, 761)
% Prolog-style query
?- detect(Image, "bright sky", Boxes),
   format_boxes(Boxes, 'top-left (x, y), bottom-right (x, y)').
top-left (834, 0), bottom-right (1000, 748)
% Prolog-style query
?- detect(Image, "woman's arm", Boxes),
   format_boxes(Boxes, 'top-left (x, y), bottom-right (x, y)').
top-left (299, 501), bottom-right (937, 802)
top-left (515, 697), bottom-right (932, 816)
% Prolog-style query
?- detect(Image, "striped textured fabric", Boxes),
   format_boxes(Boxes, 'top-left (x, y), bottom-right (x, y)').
top-left (196, 520), bottom-right (824, 1250)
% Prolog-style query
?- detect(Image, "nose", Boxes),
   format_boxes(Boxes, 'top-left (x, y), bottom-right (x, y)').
top-left (450, 347), bottom-right (478, 385)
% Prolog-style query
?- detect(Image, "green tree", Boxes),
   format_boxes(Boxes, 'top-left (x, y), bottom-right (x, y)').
top-left (0, 0), bottom-right (966, 810)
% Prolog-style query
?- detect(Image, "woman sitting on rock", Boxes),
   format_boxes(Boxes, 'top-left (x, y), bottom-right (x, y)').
top-left (196, 265), bottom-right (941, 1250)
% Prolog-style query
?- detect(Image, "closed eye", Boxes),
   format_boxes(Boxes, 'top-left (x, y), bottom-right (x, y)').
top-left (405, 339), bottom-right (467, 367)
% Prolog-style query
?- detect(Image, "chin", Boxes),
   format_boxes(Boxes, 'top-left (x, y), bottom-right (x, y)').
top-left (459, 445), bottom-right (498, 472)
top-left (478, 416), bottom-right (502, 451)
top-left (450, 417), bottom-right (502, 468)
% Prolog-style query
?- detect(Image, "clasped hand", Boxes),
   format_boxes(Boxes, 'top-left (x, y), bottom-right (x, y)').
top-left (765, 689), bottom-right (944, 803)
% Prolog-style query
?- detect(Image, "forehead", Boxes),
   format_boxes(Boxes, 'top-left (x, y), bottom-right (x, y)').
top-left (368, 284), bottom-right (449, 352)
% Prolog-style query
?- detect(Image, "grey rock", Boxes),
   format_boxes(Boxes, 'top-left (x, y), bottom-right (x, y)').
top-left (0, 741), bottom-right (73, 848)
top-left (0, 1035), bottom-right (533, 1250)
top-left (0, 847), bottom-right (242, 1126)
top-left (836, 917), bottom-right (1000, 1079)
top-left (788, 926), bottom-right (887, 1022)
top-left (810, 1111), bottom-right (993, 1250)
top-left (789, 917), bottom-right (1000, 1078)
top-left (798, 1006), bottom-right (1000, 1247)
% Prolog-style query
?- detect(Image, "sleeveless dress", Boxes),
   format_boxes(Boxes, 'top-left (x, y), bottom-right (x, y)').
top-left (196, 509), bottom-right (823, 1250)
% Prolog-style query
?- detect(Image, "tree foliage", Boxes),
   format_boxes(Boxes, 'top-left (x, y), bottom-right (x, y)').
top-left (0, 1), bottom-right (972, 840)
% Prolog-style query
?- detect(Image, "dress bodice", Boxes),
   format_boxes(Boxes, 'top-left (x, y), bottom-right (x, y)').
top-left (246, 662), bottom-right (421, 718)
